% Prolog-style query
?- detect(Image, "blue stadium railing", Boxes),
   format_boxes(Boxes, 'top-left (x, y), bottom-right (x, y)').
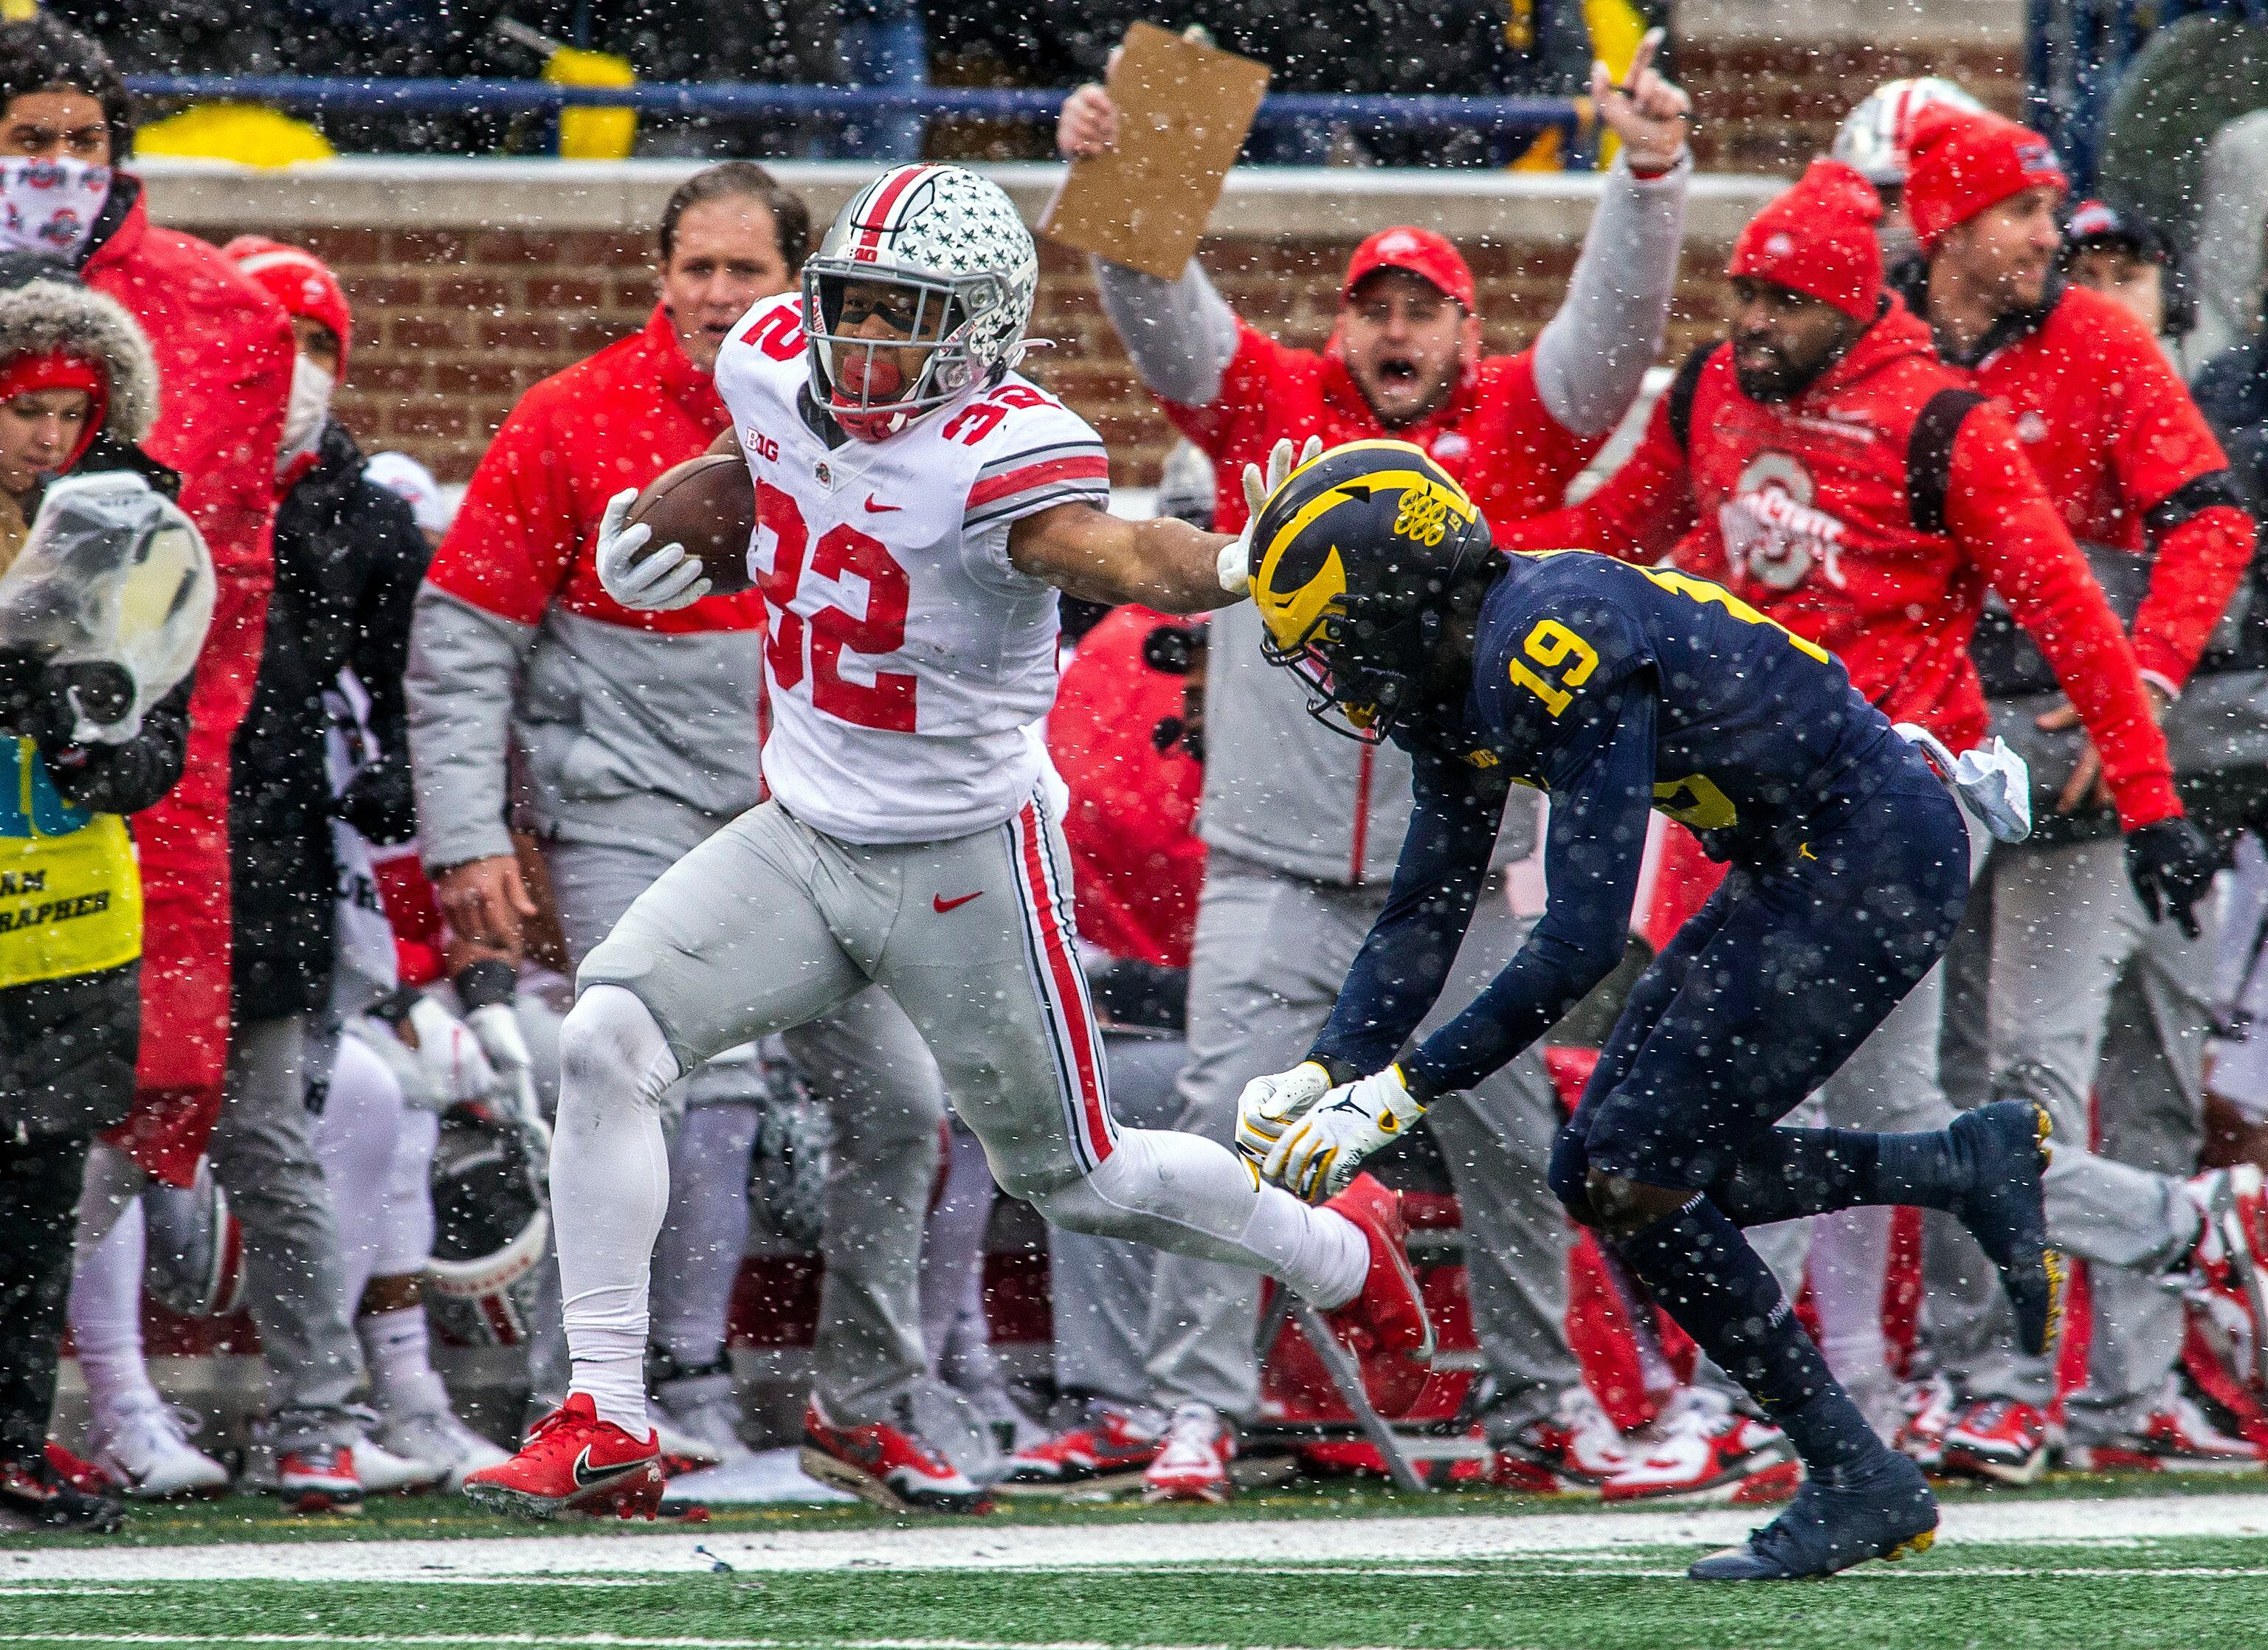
top-left (120, 75), bottom-right (1590, 168)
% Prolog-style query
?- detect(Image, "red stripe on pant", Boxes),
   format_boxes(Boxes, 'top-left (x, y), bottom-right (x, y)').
top-left (1014, 801), bottom-right (1113, 1165)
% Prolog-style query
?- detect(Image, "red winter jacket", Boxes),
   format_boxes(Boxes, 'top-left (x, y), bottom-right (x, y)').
top-left (1501, 297), bottom-right (2180, 829)
top-left (82, 178), bottom-right (292, 1107)
top-left (1166, 320), bottom-right (1606, 536)
top-left (427, 305), bottom-right (762, 636)
top-left (1047, 607), bottom-right (1205, 970)
top-left (1912, 277), bottom-right (2254, 693)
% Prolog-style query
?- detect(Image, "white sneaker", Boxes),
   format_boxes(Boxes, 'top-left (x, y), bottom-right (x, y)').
top-left (86, 1401), bottom-right (228, 1500)
top-left (1141, 1402), bottom-right (1235, 1505)
top-left (376, 1408), bottom-right (511, 1492)
top-left (653, 1369), bottom-right (754, 1466)
top-left (350, 1434), bottom-right (444, 1495)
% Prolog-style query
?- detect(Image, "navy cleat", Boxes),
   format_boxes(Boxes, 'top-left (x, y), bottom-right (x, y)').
top-left (1689, 1449), bottom-right (1937, 1581)
top-left (1948, 1100), bottom-right (2064, 1358)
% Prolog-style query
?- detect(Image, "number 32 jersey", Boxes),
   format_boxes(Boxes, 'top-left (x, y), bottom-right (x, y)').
top-left (714, 293), bottom-right (1110, 845)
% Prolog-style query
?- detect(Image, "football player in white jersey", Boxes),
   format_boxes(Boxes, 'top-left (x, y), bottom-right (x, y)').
top-left (464, 164), bottom-right (1434, 1519)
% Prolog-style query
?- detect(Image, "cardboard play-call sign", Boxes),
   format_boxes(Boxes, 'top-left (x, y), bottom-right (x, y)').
top-left (1038, 22), bottom-right (1272, 280)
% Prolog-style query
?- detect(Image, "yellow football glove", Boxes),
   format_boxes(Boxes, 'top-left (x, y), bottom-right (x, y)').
top-left (1263, 1065), bottom-right (1428, 1203)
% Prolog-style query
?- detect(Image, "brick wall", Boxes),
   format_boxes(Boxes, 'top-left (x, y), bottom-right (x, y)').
top-left (1680, 38), bottom-right (2024, 173)
top-left (173, 190), bottom-right (1757, 493)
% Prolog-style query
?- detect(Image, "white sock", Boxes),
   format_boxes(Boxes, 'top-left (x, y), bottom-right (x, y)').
top-left (555, 986), bottom-right (681, 1437)
top-left (1032, 1128), bottom-right (1368, 1311)
top-left (69, 1198), bottom-right (162, 1420)
top-left (360, 1305), bottom-right (450, 1419)
top-left (1808, 1207), bottom-right (1892, 1386)
top-left (1241, 1187), bottom-right (1368, 1310)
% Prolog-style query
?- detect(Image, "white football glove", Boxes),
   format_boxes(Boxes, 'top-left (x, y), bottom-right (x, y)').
top-left (1264, 1065), bottom-right (1427, 1204)
top-left (464, 1001), bottom-right (553, 1161)
top-left (1234, 1059), bottom-right (1334, 1166)
top-left (1216, 434), bottom-right (1323, 595)
top-left (594, 486), bottom-right (709, 612)
top-left (403, 995), bottom-right (503, 1111)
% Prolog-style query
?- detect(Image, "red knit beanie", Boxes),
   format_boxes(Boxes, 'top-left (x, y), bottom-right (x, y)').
top-left (1728, 159), bottom-right (1884, 322)
top-left (1903, 108), bottom-right (2067, 251)
top-left (224, 235), bottom-right (353, 376)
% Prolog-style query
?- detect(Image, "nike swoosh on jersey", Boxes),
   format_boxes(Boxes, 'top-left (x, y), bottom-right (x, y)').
top-left (863, 494), bottom-right (901, 513)
top-left (933, 891), bottom-right (982, 914)
top-left (573, 1447), bottom-right (647, 1490)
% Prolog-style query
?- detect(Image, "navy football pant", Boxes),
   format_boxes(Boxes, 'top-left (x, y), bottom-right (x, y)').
top-left (1550, 765), bottom-right (1972, 1211)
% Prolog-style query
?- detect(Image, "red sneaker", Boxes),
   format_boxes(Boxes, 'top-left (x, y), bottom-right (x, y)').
top-left (1895, 1374), bottom-right (1957, 1471)
top-left (1601, 1392), bottom-right (1798, 1505)
top-left (2185, 1167), bottom-right (2268, 1387)
top-left (1485, 1390), bottom-right (1630, 1495)
top-left (800, 1398), bottom-right (987, 1514)
top-left (44, 1441), bottom-right (111, 1497)
top-left (1320, 1172), bottom-right (1435, 1367)
top-left (999, 1410), bottom-right (1160, 1496)
top-left (461, 1394), bottom-right (662, 1521)
top-left (1939, 1398), bottom-right (2050, 1485)
top-left (2064, 1387), bottom-right (2264, 1474)
top-left (274, 1446), bottom-right (365, 1516)
top-left (1142, 1403), bottom-right (1235, 1505)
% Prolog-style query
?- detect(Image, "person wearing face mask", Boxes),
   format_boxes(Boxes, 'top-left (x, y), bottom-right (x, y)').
top-left (1032, 47), bottom-right (1690, 1505)
top-left (0, 15), bottom-right (293, 1418)
top-left (61, 237), bottom-right (441, 1512)
top-left (0, 258), bottom-right (199, 1532)
top-left (406, 163), bottom-right (966, 1496)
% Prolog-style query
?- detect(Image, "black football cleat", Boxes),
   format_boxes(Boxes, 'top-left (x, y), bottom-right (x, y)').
top-left (1689, 1450), bottom-right (1937, 1581)
top-left (1948, 1100), bottom-right (2064, 1358)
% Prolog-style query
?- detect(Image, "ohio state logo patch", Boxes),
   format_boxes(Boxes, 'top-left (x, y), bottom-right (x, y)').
top-left (1719, 451), bottom-right (1849, 590)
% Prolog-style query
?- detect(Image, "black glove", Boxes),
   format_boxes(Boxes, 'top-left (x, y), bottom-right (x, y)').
top-left (2126, 817), bottom-right (2222, 939)
top-left (334, 752), bottom-right (418, 846)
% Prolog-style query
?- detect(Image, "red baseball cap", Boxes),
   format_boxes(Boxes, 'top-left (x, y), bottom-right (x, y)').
top-left (225, 235), bottom-right (354, 376)
top-left (1342, 226), bottom-right (1475, 312)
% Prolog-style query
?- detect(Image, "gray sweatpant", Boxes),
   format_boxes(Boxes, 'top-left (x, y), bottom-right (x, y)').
top-left (549, 833), bottom-right (944, 1423)
top-left (211, 1013), bottom-right (365, 1454)
top-left (1140, 851), bottom-right (1576, 1434)
top-left (1925, 835), bottom-right (2210, 1439)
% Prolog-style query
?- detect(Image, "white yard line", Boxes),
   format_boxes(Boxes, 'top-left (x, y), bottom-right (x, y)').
top-left (4, 1494), bottom-right (2268, 1584)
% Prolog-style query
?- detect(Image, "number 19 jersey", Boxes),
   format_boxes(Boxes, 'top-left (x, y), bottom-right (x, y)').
top-left (714, 294), bottom-right (1111, 845)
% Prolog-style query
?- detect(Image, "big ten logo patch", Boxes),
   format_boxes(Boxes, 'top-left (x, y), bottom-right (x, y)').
top-left (1393, 483), bottom-right (1452, 548)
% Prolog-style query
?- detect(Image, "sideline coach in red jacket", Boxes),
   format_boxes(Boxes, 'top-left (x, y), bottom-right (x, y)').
top-left (1890, 109), bottom-right (2257, 1482)
top-left (0, 19), bottom-right (293, 1189)
top-left (1500, 159), bottom-right (2212, 1451)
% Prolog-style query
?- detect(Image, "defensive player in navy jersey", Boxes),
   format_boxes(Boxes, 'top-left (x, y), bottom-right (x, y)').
top-left (1232, 441), bottom-right (2219, 1578)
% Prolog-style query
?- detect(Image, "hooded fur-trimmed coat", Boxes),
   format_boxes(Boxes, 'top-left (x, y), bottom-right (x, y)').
top-left (0, 268), bottom-right (190, 1145)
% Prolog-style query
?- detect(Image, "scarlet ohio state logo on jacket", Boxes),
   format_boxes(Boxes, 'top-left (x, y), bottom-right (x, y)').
top-left (714, 292), bottom-right (1111, 846)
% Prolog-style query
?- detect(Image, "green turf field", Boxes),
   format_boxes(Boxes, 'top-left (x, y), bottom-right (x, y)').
top-left (5, 1479), bottom-right (2267, 1649)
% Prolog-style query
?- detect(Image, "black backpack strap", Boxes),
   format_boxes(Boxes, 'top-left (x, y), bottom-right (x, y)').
top-left (1907, 387), bottom-right (1987, 537)
top-left (1665, 344), bottom-right (1713, 456)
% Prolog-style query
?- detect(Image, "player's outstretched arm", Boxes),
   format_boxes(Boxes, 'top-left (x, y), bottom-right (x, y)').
top-left (1007, 500), bottom-right (1241, 615)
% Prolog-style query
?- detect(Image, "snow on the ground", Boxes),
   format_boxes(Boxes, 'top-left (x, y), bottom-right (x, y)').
top-left (4, 1494), bottom-right (2266, 1584)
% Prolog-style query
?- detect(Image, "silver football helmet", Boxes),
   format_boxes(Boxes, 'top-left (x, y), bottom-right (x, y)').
top-left (1832, 77), bottom-right (1985, 186)
top-left (801, 163), bottom-right (1037, 443)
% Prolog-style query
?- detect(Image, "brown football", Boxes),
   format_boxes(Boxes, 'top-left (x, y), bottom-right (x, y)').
top-left (624, 452), bottom-right (757, 595)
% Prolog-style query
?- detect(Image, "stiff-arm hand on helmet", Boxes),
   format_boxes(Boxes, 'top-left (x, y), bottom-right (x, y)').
top-left (1217, 435), bottom-right (1323, 594)
top-left (1263, 1065), bottom-right (1429, 1204)
top-left (595, 487), bottom-right (709, 612)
